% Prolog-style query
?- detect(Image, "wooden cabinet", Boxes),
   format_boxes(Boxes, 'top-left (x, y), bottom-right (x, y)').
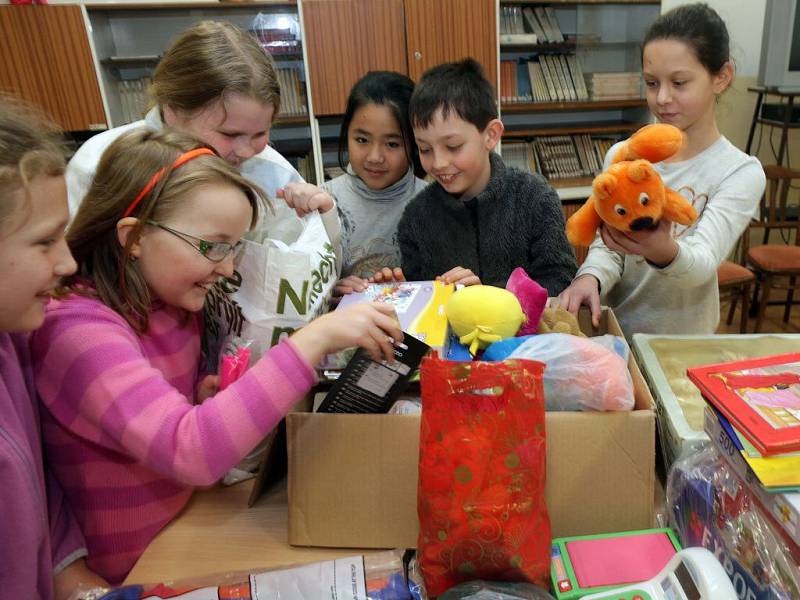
top-left (302, 0), bottom-right (408, 116)
top-left (302, 0), bottom-right (497, 117)
top-left (404, 0), bottom-right (497, 86)
top-left (302, 0), bottom-right (497, 180)
top-left (0, 5), bottom-right (106, 132)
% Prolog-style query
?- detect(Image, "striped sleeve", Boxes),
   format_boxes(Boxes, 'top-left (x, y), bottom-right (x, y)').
top-left (32, 304), bottom-right (315, 487)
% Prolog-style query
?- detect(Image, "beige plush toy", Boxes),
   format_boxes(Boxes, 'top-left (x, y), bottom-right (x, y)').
top-left (536, 307), bottom-right (586, 337)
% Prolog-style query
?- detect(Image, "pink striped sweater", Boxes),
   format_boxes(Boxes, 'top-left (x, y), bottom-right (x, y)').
top-left (30, 293), bottom-right (316, 584)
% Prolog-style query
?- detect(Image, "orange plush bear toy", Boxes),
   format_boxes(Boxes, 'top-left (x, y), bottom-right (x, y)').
top-left (566, 123), bottom-right (698, 247)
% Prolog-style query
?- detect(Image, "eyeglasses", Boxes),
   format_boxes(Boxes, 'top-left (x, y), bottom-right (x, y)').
top-left (146, 220), bottom-right (242, 263)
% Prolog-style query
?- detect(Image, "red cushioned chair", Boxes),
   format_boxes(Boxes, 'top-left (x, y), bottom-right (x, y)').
top-left (717, 254), bottom-right (755, 333)
top-left (748, 165), bottom-right (800, 332)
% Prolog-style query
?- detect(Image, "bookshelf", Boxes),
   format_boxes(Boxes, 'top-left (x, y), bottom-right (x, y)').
top-left (84, 1), bottom-right (314, 180)
top-left (498, 0), bottom-right (660, 200)
top-left (501, 98), bottom-right (647, 113)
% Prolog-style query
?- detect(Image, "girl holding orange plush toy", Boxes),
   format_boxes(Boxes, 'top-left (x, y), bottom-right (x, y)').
top-left (558, 3), bottom-right (765, 337)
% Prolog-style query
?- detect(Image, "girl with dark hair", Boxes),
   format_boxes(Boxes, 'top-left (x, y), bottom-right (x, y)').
top-left (559, 3), bottom-right (766, 337)
top-left (324, 71), bottom-right (427, 295)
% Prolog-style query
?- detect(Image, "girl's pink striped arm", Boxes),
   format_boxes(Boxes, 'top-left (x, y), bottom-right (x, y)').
top-left (32, 300), bottom-right (315, 486)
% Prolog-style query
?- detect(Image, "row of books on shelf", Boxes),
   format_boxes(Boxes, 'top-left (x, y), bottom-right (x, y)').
top-left (287, 154), bottom-right (315, 183)
top-left (588, 72), bottom-right (643, 101)
top-left (323, 166), bottom-right (346, 181)
top-left (499, 5), bottom-right (564, 45)
top-left (503, 134), bottom-right (617, 181)
top-left (501, 55), bottom-right (586, 103)
top-left (276, 67), bottom-right (308, 117)
top-left (116, 77), bottom-right (151, 125)
top-left (501, 56), bottom-right (642, 104)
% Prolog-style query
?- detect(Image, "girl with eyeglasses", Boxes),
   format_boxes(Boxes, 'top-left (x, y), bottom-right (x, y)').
top-left (29, 129), bottom-right (402, 585)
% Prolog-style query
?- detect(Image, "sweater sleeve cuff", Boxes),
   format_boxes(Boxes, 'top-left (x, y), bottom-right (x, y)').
top-left (319, 206), bottom-right (343, 274)
top-left (320, 204), bottom-right (341, 240)
top-left (53, 548), bottom-right (88, 576)
top-left (649, 242), bottom-right (690, 275)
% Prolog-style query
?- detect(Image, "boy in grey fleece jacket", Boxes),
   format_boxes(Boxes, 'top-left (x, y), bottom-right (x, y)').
top-left (397, 59), bottom-right (576, 294)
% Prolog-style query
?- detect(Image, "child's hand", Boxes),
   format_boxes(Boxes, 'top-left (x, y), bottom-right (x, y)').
top-left (436, 266), bottom-right (480, 286)
top-left (601, 220), bottom-right (678, 267)
top-left (333, 275), bottom-right (369, 297)
top-left (54, 558), bottom-right (109, 600)
top-left (369, 267), bottom-right (406, 283)
top-left (557, 274), bottom-right (601, 328)
top-left (196, 374), bottom-right (219, 403)
top-left (291, 302), bottom-right (403, 366)
top-left (277, 182), bottom-right (335, 216)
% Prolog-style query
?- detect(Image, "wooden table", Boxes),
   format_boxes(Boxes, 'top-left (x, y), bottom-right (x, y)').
top-left (124, 477), bottom-right (376, 584)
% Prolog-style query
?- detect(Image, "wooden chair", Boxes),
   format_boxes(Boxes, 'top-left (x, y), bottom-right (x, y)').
top-left (748, 165), bottom-right (800, 332)
top-left (717, 229), bottom-right (755, 333)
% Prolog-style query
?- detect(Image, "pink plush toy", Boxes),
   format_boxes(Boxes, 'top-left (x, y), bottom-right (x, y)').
top-left (505, 267), bottom-right (548, 336)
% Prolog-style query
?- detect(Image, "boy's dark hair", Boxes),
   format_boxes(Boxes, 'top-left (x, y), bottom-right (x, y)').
top-left (409, 58), bottom-right (497, 131)
top-left (642, 3), bottom-right (730, 75)
top-left (338, 71), bottom-right (423, 177)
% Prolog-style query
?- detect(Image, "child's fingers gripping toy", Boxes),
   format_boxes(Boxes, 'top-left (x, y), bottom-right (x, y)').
top-left (565, 124), bottom-right (698, 247)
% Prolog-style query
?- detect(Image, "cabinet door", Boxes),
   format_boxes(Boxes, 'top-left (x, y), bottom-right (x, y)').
top-left (303, 0), bottom-right (408, 116)
top-left (404, 0), bottom-right (497, 87)
top-left (0, 6), bottom-right (106, 131)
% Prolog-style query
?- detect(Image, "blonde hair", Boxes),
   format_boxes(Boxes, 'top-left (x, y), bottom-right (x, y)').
top-left (0, 95), bottom-right (65, 227)
top-left (66, 129), bottom-right (267, 332)
top-left (151, 21), bottom-right (281, 117)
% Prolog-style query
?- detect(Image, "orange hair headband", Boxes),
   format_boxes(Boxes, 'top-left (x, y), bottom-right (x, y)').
top-left (122, 147), bottom-right (216, 218)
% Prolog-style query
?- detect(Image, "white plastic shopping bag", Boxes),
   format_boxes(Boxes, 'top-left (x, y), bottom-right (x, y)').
top-left (206, 209), bottom-right (337, 364)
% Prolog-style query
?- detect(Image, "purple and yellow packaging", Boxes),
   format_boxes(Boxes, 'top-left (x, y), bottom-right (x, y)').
top-left (332, 281), bottom-right (454, 361)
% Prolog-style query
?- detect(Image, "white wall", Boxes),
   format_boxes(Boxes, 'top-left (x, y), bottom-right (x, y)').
top-left (662, 0), bottom-right (766, 77)
top-left (659, 0), bottom-right (800, 166)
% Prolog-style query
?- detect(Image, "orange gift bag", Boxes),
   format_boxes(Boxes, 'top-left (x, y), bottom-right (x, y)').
top-left (417, 357), bottom-right (551, 597)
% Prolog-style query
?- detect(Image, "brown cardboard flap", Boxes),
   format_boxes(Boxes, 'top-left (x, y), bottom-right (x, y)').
top-left (544, 410), bottom-right (655, 536)
top-left (288, 413), bottom-right (421, 548)
top-left (287, 410), bottom-right (655, 548)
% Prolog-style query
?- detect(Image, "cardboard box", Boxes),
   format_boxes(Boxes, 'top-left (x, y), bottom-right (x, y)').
top-left (288, 307), bottom-right (656, 548)
top-left (632, 333), bottom-right (800, 468)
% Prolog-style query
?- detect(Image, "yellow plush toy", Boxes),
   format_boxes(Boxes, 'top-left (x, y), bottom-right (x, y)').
top-left (446, 285), bottom-right (525, 356)
top-left (565, 124), bottom-right (698, 247)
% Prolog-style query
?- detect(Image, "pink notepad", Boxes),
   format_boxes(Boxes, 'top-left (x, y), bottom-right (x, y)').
top-left (566, 532), bottom-right (677, 587)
